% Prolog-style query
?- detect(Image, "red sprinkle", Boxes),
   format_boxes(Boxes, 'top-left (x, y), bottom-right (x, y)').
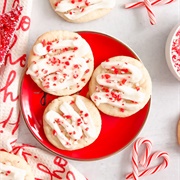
top-left (84, 69), bottom-right (90, 74)
top-left (74, 64), bottom-right (79, 68)
top-left (65, 61), bottom-right (70, 66)
top-left (5, 170), bottom-right (11, 176)
top-left (70, 100), bottom-right (75, 104)
top-left (94, 95), bottom-right (99, 100)
top-left (41, 39), bottom-right (46, 47)
top-left (46, 45), bottom-right (51, 52)
top-left (64, 115), bottom-right (72, 119)
top-left (73, 74), bottom-right (78, 79)
top-left (120, 108), bottom-right (124, 112)
top-left (55, 2), bottom-right (59, 6)
top-left (113, 68), bottom-right (119, 74)
top-left (53, 76), bottom-right (57, 81)
top-left (136, 86), bottom-right (140, 91)
top-left (104, 74), bottom-right (111, 79)
top-left (84, 113), bottom-right (89, 117)
top-left (121, 78), bottom-right (127, 85)
top-left (52, 130), bottom-right (57, 135)
top-left (121, 68), bottom-right (129, 73)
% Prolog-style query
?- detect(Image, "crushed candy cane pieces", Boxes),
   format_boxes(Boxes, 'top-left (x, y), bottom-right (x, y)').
top-left (171, 28), bottom-right (180, 74)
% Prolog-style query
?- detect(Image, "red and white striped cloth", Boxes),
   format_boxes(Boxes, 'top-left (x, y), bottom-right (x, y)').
top-left (0, 1), bottom-right (86, 179)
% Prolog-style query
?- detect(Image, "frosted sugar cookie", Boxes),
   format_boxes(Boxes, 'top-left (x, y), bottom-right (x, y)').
top-left (89, 56), bottom-right (152, 117)
top-left (49, 0), bottom-right (116, 23)
top-left (43, 95), bottom-right (102, 150)
top-left (26, 30), bottom-right (94, 96)
top-left (0, 151), bottom-right (34, 180)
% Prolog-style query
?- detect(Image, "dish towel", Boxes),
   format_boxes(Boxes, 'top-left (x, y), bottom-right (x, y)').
top-left (0, 0), bottom-right (86, 179)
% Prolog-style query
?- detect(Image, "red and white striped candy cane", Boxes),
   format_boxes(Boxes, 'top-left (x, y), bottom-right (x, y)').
top-left (126, 151), bottom-right (169, 179)
top-left (143, 151), bottom-right (169, 169)
top-left (125, 1), bottom-right (144, 9)
top-left (126, 138), bottom-right (169, 180)
top-left (125, 0), bottom-right (176, 9)
top-left (144, 0), bottom-right (156, 25)
top-left (149, 0), bottom-right (175, 5)
top-left (126, 138), bottom-right (152, 180)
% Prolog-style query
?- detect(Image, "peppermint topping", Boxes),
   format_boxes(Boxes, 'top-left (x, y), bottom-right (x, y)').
top-left (91, 60), bottom-right (145, 112)
top-left (171, 28), bottom-right (180, 74)
top-left (45, 96), bottom-right (96, 149)
top-left (0, 5), bottom-right (22, 66)
top-left (54, 0), bottom-right (116, 20)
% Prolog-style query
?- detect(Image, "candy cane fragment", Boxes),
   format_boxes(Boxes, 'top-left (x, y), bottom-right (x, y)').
top-left (138, 151), bottom-right (169, 177)
top-left (144, 0), bottom-right (156, 25)
top-left (126, 137), bottom-right (152, 179)
top-left (125, 0), bottom-right (176, 9)
top-left (125, 1), bottom-right (144, 9)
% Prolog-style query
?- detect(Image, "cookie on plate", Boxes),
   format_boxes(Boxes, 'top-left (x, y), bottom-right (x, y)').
top-left (89, 56), bottom-right (152, 117)
top-left (26, 30), bottom-right (94, 96)
top-left (43, 95), bottom-right (102, 150)
top-left (0, 151), bottom-right (34, 180)
top-left (49, 0), bottom-right (116, 23)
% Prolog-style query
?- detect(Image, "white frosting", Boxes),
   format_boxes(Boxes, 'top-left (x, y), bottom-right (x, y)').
top-left (101, 61), bottom-right (142, 82)
top-left (26, 37), bottom-right (92, 92)
top-left (45, 96), bottom-right (96, 149)
top-left (55, 0), bottom-right (116, 20)
top-left (0, 162), bottom-right (26, 180)
top-left (91, 61), bottom-right (145, 111)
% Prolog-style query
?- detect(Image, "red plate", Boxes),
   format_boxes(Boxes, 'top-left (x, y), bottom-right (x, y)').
top-left (20, 31), bottom-right (150, 160)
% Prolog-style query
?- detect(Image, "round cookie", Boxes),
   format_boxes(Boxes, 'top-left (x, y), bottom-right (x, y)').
top-left (49, 0), bottom-right (116, 23)
top-left (26, 30), bottom-right (94, 96)
top-left (0, 151), bottom-right (34, 180)
top-left (89, 56), bottom-right (152, 117)
top-left (43, 95), bottom-right (102, 150)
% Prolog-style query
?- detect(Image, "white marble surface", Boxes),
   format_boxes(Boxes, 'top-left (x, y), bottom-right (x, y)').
top-left (19, 0), bottom-right (180, 179)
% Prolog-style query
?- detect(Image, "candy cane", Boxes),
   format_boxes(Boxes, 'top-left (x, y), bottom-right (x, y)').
top-left (125, 1), bottom-right (144, 9)
top-left (144, 0), bottom-right (156, 25)
top-left (126, 138), bottom-right (152, 180)
top-left (126, 138), bottom-right (170, 180)
top-left (125, 0), bottom-right (176, 9)
top-left (126, 151), bottom-right (169, 179)
top-left (142, 151), bottom-right (169, 170)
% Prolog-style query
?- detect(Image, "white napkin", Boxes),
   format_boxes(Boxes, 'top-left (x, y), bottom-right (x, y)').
top-left (0, 1), bottom-right (86, 179)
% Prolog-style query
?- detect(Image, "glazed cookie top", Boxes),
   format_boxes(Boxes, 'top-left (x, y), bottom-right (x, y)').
top-left (43, 95), bottom-right (101, 150)
top-left (50, 0), bottom-right (116, 23)
top-left (26, 31), bottom-right (94, 96)
top-left (0, 151), bottom-right (34, 180)
top-left (89, 56), bottom-right (152, 117)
